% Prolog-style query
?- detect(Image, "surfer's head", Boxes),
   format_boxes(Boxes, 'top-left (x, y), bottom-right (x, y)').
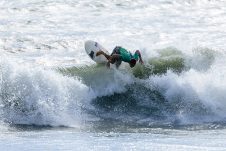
top-left (129, 58), bottom-right (136, 68)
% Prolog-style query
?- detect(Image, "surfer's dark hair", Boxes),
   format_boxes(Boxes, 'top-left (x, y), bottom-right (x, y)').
top-left (129, 58), bottom-right (136, 68)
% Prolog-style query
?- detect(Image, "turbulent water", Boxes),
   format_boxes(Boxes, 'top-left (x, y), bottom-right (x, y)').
top-left (1, 0), bottom-right (226, 150)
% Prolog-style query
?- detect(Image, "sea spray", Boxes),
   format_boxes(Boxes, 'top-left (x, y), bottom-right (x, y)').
top-left (59, 65), bottom-right (134, 97)
top-left (0, 57), bottom-right (95, 127)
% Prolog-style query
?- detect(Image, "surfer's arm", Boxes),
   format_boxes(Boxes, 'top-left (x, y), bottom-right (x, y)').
top-left (135, 50), bottom-right (144, 64)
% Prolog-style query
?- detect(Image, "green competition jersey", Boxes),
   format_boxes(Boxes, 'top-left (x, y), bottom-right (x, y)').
top-left (118, 47), bottom-right (139, 62)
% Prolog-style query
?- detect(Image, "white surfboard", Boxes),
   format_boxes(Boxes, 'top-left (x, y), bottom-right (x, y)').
top-left (85, 40), bottom-right (110, 64)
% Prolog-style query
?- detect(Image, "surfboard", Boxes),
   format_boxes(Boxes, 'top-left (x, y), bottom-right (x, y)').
top-left (85, 40), bottom-right (110, 64)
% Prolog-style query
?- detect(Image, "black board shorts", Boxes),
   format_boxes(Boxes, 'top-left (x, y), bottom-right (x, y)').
top-left (111, 46), bottom-right (122, 68)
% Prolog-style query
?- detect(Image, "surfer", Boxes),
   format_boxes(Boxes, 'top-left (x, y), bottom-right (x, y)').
top-left (96, 46), bottom-right (144, 68)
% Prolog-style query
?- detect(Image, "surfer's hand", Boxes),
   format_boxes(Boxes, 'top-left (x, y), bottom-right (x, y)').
top-left (139, 59), bottom-right (144, 64)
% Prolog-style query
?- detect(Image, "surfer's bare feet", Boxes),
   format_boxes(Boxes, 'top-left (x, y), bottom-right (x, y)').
top-left (96, 50), bottom-right (104, 56)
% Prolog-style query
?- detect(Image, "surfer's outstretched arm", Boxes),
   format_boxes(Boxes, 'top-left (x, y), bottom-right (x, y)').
top-left (135, 50), bottom-right (144, 64)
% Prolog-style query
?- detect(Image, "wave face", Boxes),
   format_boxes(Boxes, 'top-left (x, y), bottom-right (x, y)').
top-left (0, 47), bottom-right (225, 127)
top-left (1, 0), bottom-right (226, 127)
top-left (58, 47), bottom-right (226, 126)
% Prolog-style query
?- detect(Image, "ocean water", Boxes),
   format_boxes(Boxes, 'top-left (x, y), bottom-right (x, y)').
top-left (1, 0), bottom-right (226, 150)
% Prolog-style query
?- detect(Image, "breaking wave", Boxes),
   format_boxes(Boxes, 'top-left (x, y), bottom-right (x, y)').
top-left (0, 47), bottom-right (225, 128)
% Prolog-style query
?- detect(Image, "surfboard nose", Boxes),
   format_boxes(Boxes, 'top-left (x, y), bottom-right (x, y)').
top-left (85, 40), bottom-right (110, 64)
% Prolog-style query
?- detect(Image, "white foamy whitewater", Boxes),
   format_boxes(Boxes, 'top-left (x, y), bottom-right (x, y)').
top-left (1, 0), bottom-right (226, 150)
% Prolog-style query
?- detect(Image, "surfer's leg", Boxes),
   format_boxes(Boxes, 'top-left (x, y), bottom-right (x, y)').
top-left (115, 60), bottom-right (122, 68)
top-left (96, 51), bottom-right (110, 60)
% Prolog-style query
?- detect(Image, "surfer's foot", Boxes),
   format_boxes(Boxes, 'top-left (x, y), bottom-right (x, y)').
top-left (96, 50), bottom-right (104, 56)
